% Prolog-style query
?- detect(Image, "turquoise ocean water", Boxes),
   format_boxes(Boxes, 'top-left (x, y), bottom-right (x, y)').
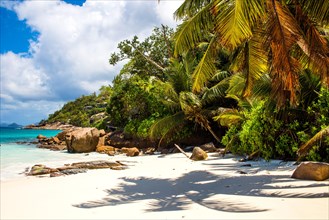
top-left (0, 127), bottom-right (61, 144)
top-left (0, 127), bottom-right (108, 181)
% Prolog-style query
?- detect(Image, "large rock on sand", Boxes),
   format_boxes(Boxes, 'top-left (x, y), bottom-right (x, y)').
top-left (65, 127), bottom-right (103, 153)
top-left (291, 162), bottom-right (329, 181)
top-left (190, 147), bottom-right (208, 161)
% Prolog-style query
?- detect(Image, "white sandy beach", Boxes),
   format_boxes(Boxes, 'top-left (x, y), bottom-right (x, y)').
top-left (1, 153), bottom-right (328, 219)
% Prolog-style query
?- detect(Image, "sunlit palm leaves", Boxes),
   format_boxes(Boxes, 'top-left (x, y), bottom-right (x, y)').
top-left (212, 0), bottom-right (265, 50)
top-left (153, 79), bottom-right (180, 112)
top-left (230, 29), bottom-right (268, 97)
top-left (174, 1), bottom-right (215, 57)
top-left (174, 0), bottom-right (329, 107)
top-left (192, 35), bottom-right (219, 92)
top-left (166, 58), bottom-right (193, 94)
top-left (213, 108), bottom-right (244, 127)
top-left (174, 0), bottom-right (213, 19)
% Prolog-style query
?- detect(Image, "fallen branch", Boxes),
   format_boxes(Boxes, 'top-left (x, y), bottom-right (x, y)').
top-left (174, 144), bottom-right (190, 159)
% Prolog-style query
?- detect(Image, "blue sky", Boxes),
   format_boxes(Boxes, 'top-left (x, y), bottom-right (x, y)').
top-left (1, 0), bottom-right (85, 53)
top-left (0, 0), bottom-right (182, 125)
top-left (1, 6), bottom-right (35, 53)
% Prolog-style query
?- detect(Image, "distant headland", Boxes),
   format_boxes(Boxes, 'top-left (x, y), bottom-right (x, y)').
top-left (23, 122), bottom-right (76, 130)
top-left (0, 123), bottom-right (23, 128)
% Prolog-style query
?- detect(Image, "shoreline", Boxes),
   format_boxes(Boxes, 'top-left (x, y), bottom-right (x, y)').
top-left (23, 122), bottom-right (78, 130)
top-left (1, 153), bottom-right (328, 219)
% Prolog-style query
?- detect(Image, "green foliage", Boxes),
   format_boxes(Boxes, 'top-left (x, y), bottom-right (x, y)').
top-left (301, 87), bottom-right (329, 161)
top-left (106, 26), bottom-right (176, 138)
top-left (107, 75), bottom-right (169, 129)
top-left (123, 113), bottom-right (161, 139)
top-left (222, 101), bottom-right (288, 160)
top-left (109, 25), bottom-right (174, 79)
top-left (221, 125), bottom-right (240, 150)
top-left (149, 112), bottom-right (187, 147)
top-left (221, 87), bottom-right (329, 161)
top-left (307, 87), bottom-right (329, 126)
top-left (42, 16), bottom-right (328, 163)
top-left (45, 86), bottom-right (112, 128)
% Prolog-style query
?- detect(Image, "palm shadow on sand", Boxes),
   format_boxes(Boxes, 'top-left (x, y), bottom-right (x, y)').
top-left (73, 160), bottom-right (329, 213)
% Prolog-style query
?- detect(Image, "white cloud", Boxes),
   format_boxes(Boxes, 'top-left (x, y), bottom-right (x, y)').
top-left (0, 52), bottom-right (53, 101)
top-left (0, 0), bottom-right (182, 124)
top-left (156, 0), bottom-right (184, 26)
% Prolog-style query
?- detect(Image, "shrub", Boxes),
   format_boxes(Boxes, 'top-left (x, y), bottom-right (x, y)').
top-left (221, 89), bottom-right (329, 162)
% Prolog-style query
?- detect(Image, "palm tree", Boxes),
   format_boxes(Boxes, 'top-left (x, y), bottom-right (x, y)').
top-left (150, 54), bottom-right (229, 147)
top-left (173, 0), bottom-right (329, 108)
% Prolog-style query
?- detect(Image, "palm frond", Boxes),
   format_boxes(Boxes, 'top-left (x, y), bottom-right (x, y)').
top-left (299, 70), bottom-right (322, 107)
top-left (297, 126), bottom-right (329, 158)
top-left (266, 0), bottom-right (303, 107)
top-left (226, 94), bottom-right (253, 110)
top-left (298, 0), bottom-right (329, 25)
top-left (202, 77), bottom-right (230, 104)
top-left (251, 74), bottom-right (272, 99)
top-left (242, 29), bottom-right (268, 97)
top-left (174, 0), bottom-right (213, 19)
top-left (167, 58), bottom-right (192, 93)
top-left (213, 0), bottom-right (265, 50)
top-left (294, 5), bottom-right (329, 85)
top-left (192, 35), bottom-right (218, 93)
top-left (174, 2), bottom-right (215, 56)
top-left (210, 70), bottom-right (231, 82)
top-left (226, 73), bottom-right (245, 97)
top-left (149, 112), bottom-right (185, 141)
top-left (229, 33), bottom-right (268, 98)
top-left (152, 79), bottom-right (180, 112)
top-left (179, 91), bottom-right (202, 116)
top-left (213, 108), bottom-right (244, 127)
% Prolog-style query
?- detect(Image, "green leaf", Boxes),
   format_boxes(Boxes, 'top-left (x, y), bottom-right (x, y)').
top-left (213, 108), bottom-right (244, 127)
top-left (213, 0), bottom-right (265, 50)
top-left (174, 2), bottom-right (214, 56)
top-left (192, 35), bottom-right (218, 93)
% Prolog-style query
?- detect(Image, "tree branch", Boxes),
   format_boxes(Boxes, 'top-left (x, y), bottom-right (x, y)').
top-left (132, 45), bottom-right (165, 72)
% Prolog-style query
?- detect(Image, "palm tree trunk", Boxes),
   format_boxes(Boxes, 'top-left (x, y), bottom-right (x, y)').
top-left (206, 124), bottom-right (221, 143)
top-left (297, 126), bottom-right (329, 159)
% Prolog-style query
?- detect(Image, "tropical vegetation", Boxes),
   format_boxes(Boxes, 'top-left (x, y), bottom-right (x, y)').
top-left (44, 86), bottom-right (112, 128)
top-left (43, 0), bottom-right (329, 162)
